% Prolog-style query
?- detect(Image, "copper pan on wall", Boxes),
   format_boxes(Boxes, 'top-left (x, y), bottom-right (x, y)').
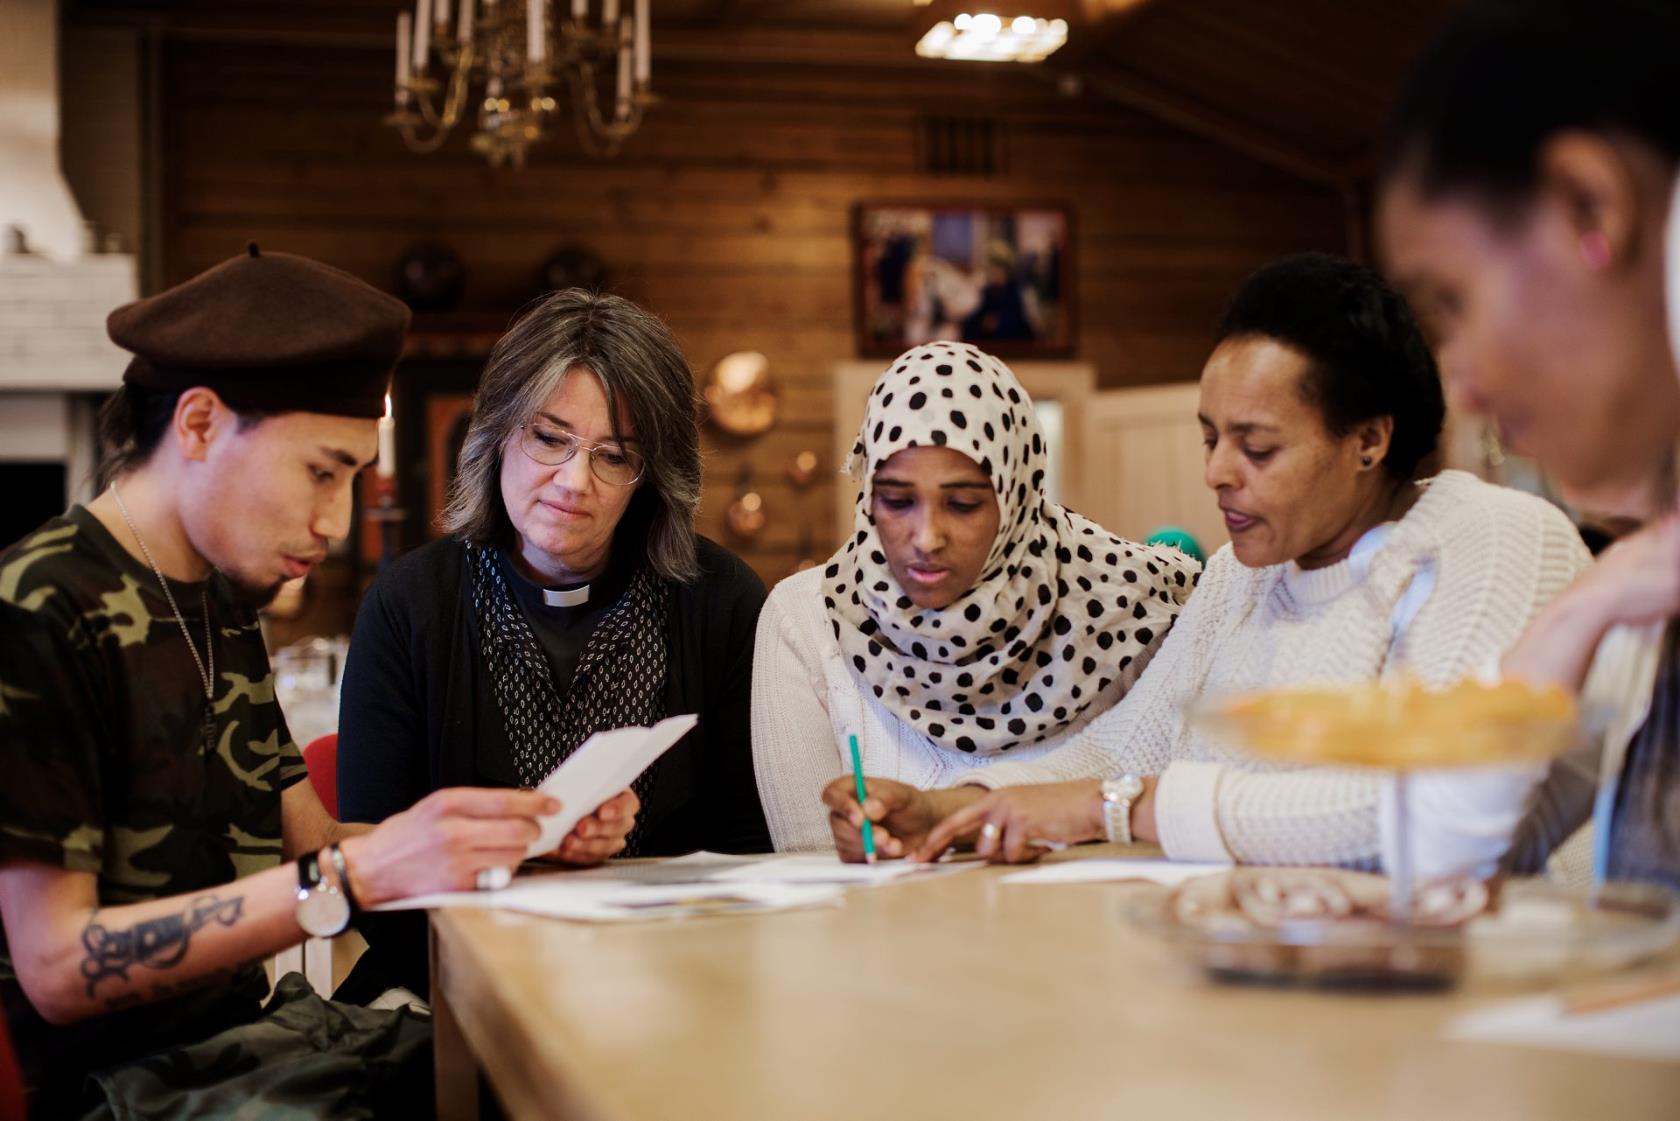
top-left (703, 351), bottom-right (778, 438)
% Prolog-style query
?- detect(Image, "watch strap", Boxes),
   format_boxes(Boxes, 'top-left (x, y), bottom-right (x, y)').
top-left (326, 843), bottom-right (360, 916)
top-left (1103, 794), bottom-right (1132, 846)
top-left (1100, 776), bottom-right (1141, 845)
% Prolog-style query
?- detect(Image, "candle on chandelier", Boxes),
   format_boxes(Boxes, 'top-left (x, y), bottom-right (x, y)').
top-left (603, 0), bottom-right (619, 25)
top-left (528, 0), bottom-right (546, 62)
top-left (572, 0), bottom-right (588, 21)
top-left (616, 14), bottom-right (632, 119)
top-left (458, 0), bottom-right (474, 42)
top-left (633, 0), bottom-right (649, 88)
top-left (377, 395), bottom-right (397, 480)
top-left (396, 12), bottom-right (412, 103)
top-left (413, 0), bottom-right (432, 69)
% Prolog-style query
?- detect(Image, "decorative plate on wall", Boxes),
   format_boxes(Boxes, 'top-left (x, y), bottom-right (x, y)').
top-left (703, 350), bottom-right (778, 437)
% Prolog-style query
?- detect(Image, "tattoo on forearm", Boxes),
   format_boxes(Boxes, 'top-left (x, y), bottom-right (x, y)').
top-left (101, 967), bottom-right (239, 1012)
top-left (80, 894), bottom-right (244, 998)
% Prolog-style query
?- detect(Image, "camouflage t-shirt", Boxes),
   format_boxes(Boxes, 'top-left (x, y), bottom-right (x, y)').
top-left (0, 506), bottom-right (308, 1105)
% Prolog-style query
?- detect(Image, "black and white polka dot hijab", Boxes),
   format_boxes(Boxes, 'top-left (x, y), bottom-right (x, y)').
top-left (824, 342), bottom-right (1200, 754)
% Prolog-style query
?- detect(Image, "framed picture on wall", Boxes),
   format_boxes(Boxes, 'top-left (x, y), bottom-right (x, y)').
top-left (853, 202), bottom-right (1074, 358)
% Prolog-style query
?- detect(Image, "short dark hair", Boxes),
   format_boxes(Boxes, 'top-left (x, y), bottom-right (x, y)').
top-left (95, 383), bottom-right (271, 489)
top-left (1215, 253), bottom-right (1445, 481)
top-left (1380, 0), bottom-right (1680, 209)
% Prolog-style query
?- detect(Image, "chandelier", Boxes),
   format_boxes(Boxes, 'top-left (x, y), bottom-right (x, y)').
top-left (387, 0), bottom-right (653, 166)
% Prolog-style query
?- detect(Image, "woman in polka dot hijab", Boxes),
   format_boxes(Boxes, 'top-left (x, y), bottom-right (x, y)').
top-left (823, 342), bottom-right (1199, 755)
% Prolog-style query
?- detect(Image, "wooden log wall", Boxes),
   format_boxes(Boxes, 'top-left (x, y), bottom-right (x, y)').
top-left (158, 35), bottom-right (1345, 604)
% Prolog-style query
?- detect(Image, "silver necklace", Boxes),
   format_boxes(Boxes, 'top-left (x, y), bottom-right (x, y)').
top-left (110, 482), bottom-right (217, 747)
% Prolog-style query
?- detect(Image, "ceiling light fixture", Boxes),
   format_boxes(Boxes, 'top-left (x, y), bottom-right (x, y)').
top-left (912, 2), bottom-right (1077, 63)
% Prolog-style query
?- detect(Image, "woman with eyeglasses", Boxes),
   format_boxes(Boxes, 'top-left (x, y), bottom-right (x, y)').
top-left (336, 289), bottom-right (771, 998)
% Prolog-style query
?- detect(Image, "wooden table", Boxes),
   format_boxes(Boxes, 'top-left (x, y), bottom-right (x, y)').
top-left (429, 849), bottom-right (1680, 1121)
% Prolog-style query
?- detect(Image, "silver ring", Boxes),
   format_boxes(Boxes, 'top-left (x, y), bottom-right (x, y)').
top-left (979, 821), bottom-right (1002, 842)
top-left (475, 866), bottom-right (511, 892)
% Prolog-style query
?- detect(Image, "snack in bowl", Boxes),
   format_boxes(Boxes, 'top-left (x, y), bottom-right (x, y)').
top-left (1199, 677), bottom-right (1578, 769)
top-left (1162, 868), bottom-right (1488, 985)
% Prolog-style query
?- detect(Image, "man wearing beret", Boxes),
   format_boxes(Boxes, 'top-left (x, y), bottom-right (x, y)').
top-left (0, 246), bottom-right (637, 1116)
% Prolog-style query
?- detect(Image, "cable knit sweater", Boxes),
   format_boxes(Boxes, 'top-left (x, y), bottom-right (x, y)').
top-left (752, 563), bottom-right (1181, 853)
top-left (963, 471), bottom-right (1592, 866)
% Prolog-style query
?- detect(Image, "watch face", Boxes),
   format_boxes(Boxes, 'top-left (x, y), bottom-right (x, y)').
top-left (1117, 775), bottom-right (1145, 800)
top-left (297, 886), bottom-right (351, 938)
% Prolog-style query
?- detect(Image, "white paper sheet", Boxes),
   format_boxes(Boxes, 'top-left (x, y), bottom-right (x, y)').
top-left (999, 858), bottom-right (1232, 887)
top-left (378, 873), bottom-right (843, 923)
top-left (373, 851), bottom-right (963, 923)
top-left (707, 853), bottom-right (976, 885)
top-left (1444, 993), bottom-right (1680, 1062)
top-left (526, 713), bottom-right (698, 858)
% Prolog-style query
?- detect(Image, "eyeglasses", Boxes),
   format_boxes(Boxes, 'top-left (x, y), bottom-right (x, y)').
top-left (518, 422), bottom-right (646, 486)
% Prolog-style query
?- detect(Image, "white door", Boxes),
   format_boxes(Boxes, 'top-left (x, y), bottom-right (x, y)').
top-left (1076, 381), bottom-right (1227, 556)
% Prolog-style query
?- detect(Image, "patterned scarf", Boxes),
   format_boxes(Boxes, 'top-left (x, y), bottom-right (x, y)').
top-left (824, 342), bottom-right (1199, 754)
top-left (468, 542), bottom-right (670, 855)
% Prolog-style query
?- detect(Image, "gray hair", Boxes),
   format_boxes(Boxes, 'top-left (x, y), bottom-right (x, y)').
top-left (440, 289), bottom-right (702, 583)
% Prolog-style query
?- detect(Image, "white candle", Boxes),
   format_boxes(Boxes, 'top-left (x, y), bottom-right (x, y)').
top-left (458, 0), bottom-right (474, 42)
top-left (616, 15), bottom-right (631, 119)
top-left (572, 0), bottom-right (588, 21)
top-left (528, 0), bottom-right (545, 62)
top-left (633, 0), bottom-right (649, 87)
top-left (377, 396), bottom-right (397, 480)
top-left (413, 0), bottom-right (431, 69)
top-left (603, 0), bottom-right (619, 25)
top-left (396, 12), bottom-right (412, 103)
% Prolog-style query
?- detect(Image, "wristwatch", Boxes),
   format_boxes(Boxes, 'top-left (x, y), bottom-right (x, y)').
top-left (1099, 774), bottom-right (1146, 845)
top-left (295, 850), bottom-right (352, 938)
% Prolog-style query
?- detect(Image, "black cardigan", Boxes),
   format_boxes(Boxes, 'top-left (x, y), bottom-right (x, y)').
top-left (336, 535), bottom-right (772, 995)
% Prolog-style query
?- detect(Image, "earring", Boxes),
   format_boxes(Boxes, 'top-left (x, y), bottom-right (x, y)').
top-left (1581, 230), bottom-right (1612, 271)
top-left (1361, 455), bottom-right (1374, 467)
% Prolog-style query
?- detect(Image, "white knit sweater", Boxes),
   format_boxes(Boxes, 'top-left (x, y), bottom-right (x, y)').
top-left (751, 566), bottom-right (1170, 852)
top-left (751, 471), bottom-right (1589, 860)
top-left (965, 471), bottom-right (1593, 866)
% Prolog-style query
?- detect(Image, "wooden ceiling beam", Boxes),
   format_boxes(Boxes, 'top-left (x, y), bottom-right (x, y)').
top-left (1061, 64), bottom-right (1355, 188)
top-left (69, 1), bottom-right (1369, 186)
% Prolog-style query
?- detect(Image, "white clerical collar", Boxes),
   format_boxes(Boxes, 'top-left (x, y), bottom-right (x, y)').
top-left (542, 585), bottom-right (591, 608)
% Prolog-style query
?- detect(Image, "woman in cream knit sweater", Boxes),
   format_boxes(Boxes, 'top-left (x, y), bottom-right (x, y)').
top-left (845, 255), bottom-right (1591, 867)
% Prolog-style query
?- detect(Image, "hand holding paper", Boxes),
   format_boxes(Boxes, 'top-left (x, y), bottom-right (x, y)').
top-left (535, 787), bottom-right (640, 866)
top-left (525, 713), bottom-right (699, 859)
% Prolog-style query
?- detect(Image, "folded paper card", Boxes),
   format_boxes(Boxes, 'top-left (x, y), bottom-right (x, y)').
top-left (526, 713), bottom-right (698, 858)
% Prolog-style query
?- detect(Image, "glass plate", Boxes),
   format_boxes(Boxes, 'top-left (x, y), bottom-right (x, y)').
top-left (1184, 679), bottom-right (1578, 770)
top-left (1125, 876), bottom-right (1680, 991)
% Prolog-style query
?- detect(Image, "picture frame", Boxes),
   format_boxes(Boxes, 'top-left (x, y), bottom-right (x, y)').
top-left (853, 201), bottom-right (1075, 358)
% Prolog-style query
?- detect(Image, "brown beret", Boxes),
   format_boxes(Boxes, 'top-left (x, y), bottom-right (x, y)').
top-left (108, 243), bottom-right (412, 419)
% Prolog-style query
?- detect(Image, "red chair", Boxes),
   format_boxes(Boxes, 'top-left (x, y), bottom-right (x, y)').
top-left (0, 1003), bottom-right (29, 1120)
top-left (302, 734), bottom-right (338, 819)
top-left (292, 733), bottom-right (341, 996)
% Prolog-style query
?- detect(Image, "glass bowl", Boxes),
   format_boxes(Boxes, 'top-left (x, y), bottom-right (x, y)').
top-left (1126, 874), bottom-right (1680, 991)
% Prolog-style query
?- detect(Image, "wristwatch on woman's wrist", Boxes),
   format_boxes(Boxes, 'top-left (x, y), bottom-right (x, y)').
top-left (1099, 774), bottom-right (1146, 845)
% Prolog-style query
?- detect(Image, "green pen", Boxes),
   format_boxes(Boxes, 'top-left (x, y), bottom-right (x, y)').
top-left (847, 733), bottom-right (877, 865)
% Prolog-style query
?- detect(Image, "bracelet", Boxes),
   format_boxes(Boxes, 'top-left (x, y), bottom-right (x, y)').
top-left (326, 843), bottom-right (361, 916)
